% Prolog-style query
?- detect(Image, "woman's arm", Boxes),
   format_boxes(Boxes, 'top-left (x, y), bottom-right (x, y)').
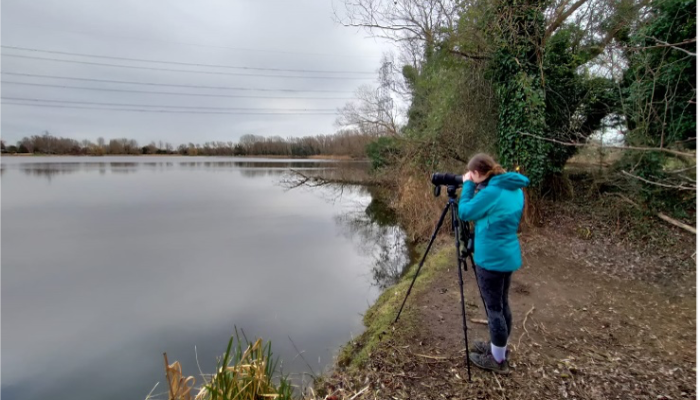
top-left (458, 182), bottom-right (499, 221)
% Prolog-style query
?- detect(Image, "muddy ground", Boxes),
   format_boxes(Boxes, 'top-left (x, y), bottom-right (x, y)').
top-left (318, 204), bottom-right (696, 399)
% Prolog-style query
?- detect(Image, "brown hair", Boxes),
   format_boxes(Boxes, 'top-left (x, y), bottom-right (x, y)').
top-left (467, 153), bottom-right (506, 179)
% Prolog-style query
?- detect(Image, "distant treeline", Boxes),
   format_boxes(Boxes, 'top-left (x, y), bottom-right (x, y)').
top-left (0, 130), bottom-right (376, 157)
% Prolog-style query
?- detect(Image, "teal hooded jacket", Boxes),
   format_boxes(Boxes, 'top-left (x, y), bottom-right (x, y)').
top-left (458, 172), bottom-right (530, 272)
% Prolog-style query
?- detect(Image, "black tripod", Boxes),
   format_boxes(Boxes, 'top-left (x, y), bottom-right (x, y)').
top-left (394, 184), bottom-right (483, 381)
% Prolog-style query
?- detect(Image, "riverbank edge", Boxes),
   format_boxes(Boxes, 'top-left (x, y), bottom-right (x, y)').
top-left (313, 242), bottom-right (455, 392)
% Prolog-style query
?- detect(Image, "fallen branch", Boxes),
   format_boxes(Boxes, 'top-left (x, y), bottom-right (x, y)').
top-left (614, 194), bottom-right (696, 234)
top-left (657, 213), bottom-right (697, 234)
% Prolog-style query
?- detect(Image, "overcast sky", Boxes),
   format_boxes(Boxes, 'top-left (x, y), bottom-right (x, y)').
top-left (1, 0), bottom-right (392, 146)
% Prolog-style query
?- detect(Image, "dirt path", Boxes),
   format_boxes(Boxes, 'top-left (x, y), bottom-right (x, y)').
top-left (321, 225), bottom-right (696, 399)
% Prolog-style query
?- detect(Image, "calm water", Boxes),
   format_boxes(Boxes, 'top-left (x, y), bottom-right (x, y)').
top-left (1, 156), bottom-right (409, 400)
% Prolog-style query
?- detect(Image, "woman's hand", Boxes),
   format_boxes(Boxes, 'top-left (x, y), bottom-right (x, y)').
top-left (463, 171), bottom-right (472, 182)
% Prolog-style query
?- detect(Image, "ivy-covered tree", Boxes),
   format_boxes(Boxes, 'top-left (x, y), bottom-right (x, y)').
top-left (490, 0), bottom-right (550, 186)
top-left (618, 0), bottom-right (696, 208)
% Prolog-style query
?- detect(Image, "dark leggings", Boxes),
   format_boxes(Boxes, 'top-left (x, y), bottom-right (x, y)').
top-left (475, 265), bottom-right (512, 347)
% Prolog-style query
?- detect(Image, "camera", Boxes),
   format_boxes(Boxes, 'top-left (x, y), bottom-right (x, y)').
top-left (431, 172), bottom-right (463, 187)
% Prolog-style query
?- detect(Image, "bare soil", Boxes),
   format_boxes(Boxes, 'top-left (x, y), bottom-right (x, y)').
top-left (318, 211), bottom-right (696, 399)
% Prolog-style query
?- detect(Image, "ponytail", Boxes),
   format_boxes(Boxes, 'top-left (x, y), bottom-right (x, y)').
top-left (467, 153), bottom-right (506, 178)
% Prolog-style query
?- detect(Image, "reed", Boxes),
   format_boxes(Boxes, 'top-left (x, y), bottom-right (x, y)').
top-left (161, 331), bottom-right (294, 400)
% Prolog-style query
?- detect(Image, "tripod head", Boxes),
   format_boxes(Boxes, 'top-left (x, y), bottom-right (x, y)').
top-left (433, 184), bottom-right (460, 199)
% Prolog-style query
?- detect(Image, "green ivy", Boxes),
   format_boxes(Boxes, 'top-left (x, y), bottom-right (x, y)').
top-left (619, 0), bottom-right (696, 211)
top-left (366, 136), bottom-right (401, 170)
top-left (490, 0), bottom-right (550, 187)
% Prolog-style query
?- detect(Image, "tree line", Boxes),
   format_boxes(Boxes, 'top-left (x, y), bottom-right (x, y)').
top-left (334, 0), bottom-right (695, 230)
top-left (0, 129), bottom-right (376, 158)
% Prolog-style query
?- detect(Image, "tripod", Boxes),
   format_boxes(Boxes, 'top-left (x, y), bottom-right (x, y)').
top-left (394, 184), bottom-right (482, 381)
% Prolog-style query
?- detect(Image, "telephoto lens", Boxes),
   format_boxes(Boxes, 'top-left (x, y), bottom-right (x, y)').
top-left (430, 172), bottom-right (464, 187)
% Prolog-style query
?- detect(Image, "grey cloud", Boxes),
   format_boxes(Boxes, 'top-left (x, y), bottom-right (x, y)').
top-left (1, 0), bottom-right (390, 145)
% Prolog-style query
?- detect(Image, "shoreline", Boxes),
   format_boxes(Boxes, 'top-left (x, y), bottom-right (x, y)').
top-left (0, 153), bottom-right (366, 161)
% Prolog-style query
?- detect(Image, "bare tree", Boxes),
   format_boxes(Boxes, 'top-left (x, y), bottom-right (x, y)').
top-left (335, 0), bottom-right (461, 53)
top-left (336, 84), bottom-right (401, 136)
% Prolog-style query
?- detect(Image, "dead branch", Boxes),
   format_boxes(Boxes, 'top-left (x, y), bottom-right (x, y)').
top-left (665, 165), bottom-right (697, 174)
top-left (613, 194), bottom-right (697, 234)
top-left (657, 213), bottom-right (697, 234)
top-left (518, 131), bottom-right (696, 159)
top-left (543, 0), bottom-right (589, 44)
top-left (634, 37), bottom-right (697, 56)
top-left (621, 170), bottom-right (696, 191)
top-left (413, 353), bottom-right (448, 360)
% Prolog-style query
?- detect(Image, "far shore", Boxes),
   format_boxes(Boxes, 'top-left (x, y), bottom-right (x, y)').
top-left (0, 153), bottom-right (367, 161)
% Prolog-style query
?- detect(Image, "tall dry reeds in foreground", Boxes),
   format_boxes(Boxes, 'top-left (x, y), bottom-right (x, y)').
top-left (157, 333), bottom-right (294, 400)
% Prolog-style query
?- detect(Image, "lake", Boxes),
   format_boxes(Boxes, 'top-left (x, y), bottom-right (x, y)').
top-left (0, 156), bottom-right (409, 400)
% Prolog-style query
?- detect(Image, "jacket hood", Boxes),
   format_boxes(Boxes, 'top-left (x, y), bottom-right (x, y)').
top-left (489, 172), bottom-right (530, 190)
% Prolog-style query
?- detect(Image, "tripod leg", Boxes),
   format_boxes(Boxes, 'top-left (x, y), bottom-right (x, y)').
top-left (394, 201), bottom-right (450, 324)
top-left (451, 201), bottom-right (472, 381)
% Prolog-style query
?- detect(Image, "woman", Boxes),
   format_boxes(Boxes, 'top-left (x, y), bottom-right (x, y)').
top-left (458, 153), bottom-right (529, 374)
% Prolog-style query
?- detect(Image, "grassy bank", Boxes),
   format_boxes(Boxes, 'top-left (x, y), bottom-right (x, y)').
top-left (335, 244), bottom-right (455, 370)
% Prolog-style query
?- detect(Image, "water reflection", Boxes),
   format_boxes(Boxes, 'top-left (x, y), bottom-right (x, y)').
top-left (334, 187), bottom-right (411, 289)
top-left (0, 157), bottom-right (343, 182)
top-left (1, 156), bottom-right (406, 400)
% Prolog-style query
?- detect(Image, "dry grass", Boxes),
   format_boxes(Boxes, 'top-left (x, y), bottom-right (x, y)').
top-left (156, 334), bottom-right (293, 400)
top-left (566, 147), bottom-right (625, 169)
top-left (392, 172), bottom-right (452, 242)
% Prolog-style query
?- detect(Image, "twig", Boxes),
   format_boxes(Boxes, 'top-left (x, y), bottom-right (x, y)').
top-left (522, 305), bottom-right (535, 336)
top-left (494, 374), bottom-right (506, 398)
top-left (516, 305), bottom-right (536, 351)
top-left (349, 385), bottom-right (370, 400)
top-left (413, 353), bottom-right (448, 360)
top-left (612, 193), bottom-right (642, 210)
top-left (665, 165), bottom-right (696, 174)
top-left (288, 336), bottom-right (317, 378)
top-left (642, 37), bottom-right (697, 56)
top-left (145, 382), bottom-right (160, 400)
top-left (470, 318), bottom-right (489, 325)
top-left (515, 332), bottom-right (527, 352)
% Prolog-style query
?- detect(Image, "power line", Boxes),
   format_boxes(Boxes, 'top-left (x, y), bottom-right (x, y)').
top-left (2, 81), bottom-right (355, 100)
top-left (2, 72), bottom-right (356, 93)
top-left (2, 54), bottom-right (374, 80)
top-left (2, 96), bottom-right (339, 111)
top-left (2, 102), bottom-right (338, 115)
top-left (1, 45), bottom-right (376, 75)
top-left (3, 24), bottom-right (381, 59)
